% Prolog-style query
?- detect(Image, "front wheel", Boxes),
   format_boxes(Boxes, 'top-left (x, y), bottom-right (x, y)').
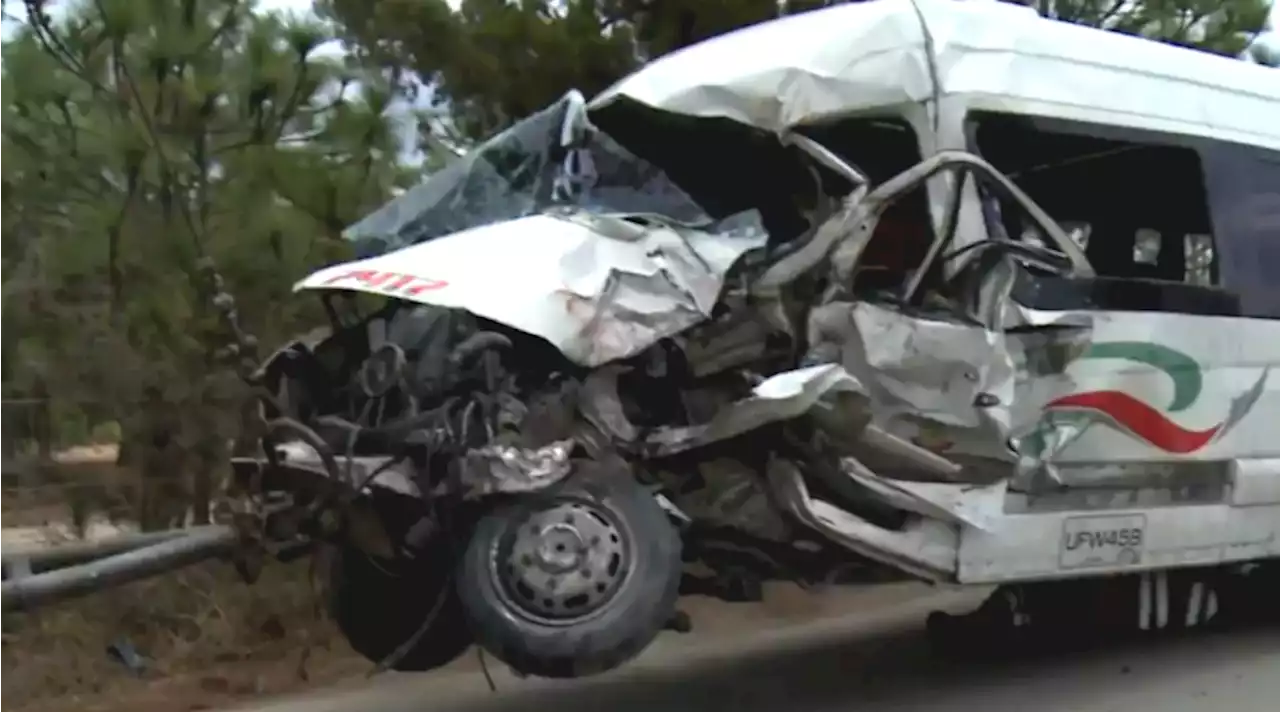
top-left (457, 464), bottom-right (682, 678)
top-left (329, 540), bottom-right (474, 672)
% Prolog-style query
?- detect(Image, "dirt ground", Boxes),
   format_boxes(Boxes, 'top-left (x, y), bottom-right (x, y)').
top-left (1, 449), bottom-right (940, 712)
top-left (1, 452), bottom-right (371, 712)
top-left (0, 578), bottom-right (942, 712)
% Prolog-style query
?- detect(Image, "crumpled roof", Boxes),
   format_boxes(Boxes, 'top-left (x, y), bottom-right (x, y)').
top-left (591, 0), bottom-right (1280, 150)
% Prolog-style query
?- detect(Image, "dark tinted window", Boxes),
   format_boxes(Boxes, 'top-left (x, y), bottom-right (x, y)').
top-left (969, 111), bottom-right (1217, 286)
top-left (1198, 145), bottom-right (1280, 317)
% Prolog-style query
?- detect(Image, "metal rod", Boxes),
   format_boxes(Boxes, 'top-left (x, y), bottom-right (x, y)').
top-left (859, 425), bottom-right (964, 481)
top-left (1, 525), bottom-right (240, 613)
top-left (1, 528), bottom-right (207, 578)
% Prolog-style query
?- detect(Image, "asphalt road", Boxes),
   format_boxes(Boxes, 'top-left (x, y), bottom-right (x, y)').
top-left (239, 586), bottom-right (1280, 712)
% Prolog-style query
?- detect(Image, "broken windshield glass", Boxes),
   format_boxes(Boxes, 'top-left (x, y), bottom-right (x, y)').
top-left (343, 94), bottom-right (713, 257)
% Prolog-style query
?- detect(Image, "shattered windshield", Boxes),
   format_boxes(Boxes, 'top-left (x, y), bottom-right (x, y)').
top-left (343, 94), bottom-right (714, 257)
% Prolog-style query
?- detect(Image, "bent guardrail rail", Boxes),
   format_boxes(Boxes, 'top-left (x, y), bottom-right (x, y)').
top-left (1, 525), bottom-right (240, 613)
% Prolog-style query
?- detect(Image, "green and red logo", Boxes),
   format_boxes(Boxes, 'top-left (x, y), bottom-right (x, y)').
top-left (1044, 342), bottom-right (1269, 454)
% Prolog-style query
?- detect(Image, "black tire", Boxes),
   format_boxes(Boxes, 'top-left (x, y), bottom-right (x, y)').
top-left (329, 540), bottom-right (473, 672)
top-left (457, 465), bottom-right (682, 678)
top-left (926, 587), bottom-right (1027, 660)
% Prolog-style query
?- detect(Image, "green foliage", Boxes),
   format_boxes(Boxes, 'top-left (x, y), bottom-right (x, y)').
top-left (321, 0), bottom-right (1272, 146)
top-left (2, 0), bottom-right (407, 523)
top-left (1031, 0), bottom-right (1273, 57)
top-left (3, 0), bottom-right (398, 394)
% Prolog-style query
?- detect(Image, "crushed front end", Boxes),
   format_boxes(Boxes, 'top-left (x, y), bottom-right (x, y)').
top-left (223, 88), bottom-right (1137, 679)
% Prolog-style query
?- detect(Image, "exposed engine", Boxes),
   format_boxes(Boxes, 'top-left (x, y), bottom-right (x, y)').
top-left (226, 84), bottom-right (1269, 683)
top-left (9, 1), bottom-right (1280, 686)
top-left (252, 274), bottom-right (896, 595)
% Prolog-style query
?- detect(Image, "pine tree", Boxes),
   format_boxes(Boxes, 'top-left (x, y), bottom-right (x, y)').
top-left (321, 0), bottom-right (1274, 145)
top-left (2, 0), bottom-right (407, 528)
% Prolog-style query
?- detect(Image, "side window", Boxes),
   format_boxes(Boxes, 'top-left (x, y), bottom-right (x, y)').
top-left (800, 118), bottom-right (933, 294)
top-left (1132, 228), bottom-right (1161, 265)
top-left (967, 111), bottom-right (1220, 288)
top-left (1199, 145), bottom-right (1280, 317)
top-left (1184, 234), bottom-right (1215, 286)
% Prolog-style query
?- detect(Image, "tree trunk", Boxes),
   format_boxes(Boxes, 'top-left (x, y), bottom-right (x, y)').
top-left (190, 432), bottom-right (225, 526)
top-left (127, 399), bottom-right (188, 532)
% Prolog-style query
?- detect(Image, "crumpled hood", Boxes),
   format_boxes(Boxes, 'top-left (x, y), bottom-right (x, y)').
top-left (296, 211), bottom-right (767, 367)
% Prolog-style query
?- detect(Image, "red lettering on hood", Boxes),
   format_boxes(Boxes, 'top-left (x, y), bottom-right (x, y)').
top-left (322, 269), bottom-right (449, 295)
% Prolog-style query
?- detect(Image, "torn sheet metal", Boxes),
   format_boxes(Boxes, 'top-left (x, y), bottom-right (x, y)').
top-left (296, 210), bottom-right (767, 368)
top-left (637, 364), bottom-right (872, 457)
top-left (582, 356), bottom-right (971, 489)
top-left (458, 439), bottom-right (575, 498)
top-left (803, 297), bottom-right (1175, 488)
top-left (825, 295), bottom-right (1280, 493)
top-left (848, 302), bottom-right (1018, 430)
top-left (806, 300), bottom-right (1021, 437)
top-left (767, 457), bottom-right (957, 581)
top-left (590, 0), bottom-right (1278, 150)
top-left (838, 457), bottom-right (1004, 531)
top-left (855, 424), bottom-right (965, 481)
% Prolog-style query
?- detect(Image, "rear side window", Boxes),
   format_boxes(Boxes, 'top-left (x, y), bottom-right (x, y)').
top-left (1198, 145), bottom-right (1280, 317)
top-left (968, 111), bottom-right (1218, 288)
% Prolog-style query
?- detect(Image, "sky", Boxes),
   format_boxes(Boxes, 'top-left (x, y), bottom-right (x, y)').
top-left (1249, 4), bottom-right (1280, 62)
top-left (260, 0), bottom-right (314, 13)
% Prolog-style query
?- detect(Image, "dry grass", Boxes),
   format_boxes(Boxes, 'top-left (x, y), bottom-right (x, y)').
top-left (1, 454), bottom-right (934, 711)
top-left (1, 556), bottom-right (362, 712)
top-left (1, 453), bottom-right (371, 712)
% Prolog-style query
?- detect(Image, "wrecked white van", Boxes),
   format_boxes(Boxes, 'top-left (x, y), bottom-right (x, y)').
top-left (8, 0), bottom-right (1274, 679)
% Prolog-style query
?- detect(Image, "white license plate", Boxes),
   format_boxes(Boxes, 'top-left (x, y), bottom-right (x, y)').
top-left (1059, 514), bottom-right (1147, 570)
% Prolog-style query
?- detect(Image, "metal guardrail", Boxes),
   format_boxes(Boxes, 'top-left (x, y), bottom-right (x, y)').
top-left (0, 415), bottom-right (250, 614)
top-left (0, 525), bottom-right (240, 613)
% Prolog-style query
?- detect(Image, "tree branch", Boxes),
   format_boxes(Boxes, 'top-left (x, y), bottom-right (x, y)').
top-left (90, 0), bottom-right (207, 262)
